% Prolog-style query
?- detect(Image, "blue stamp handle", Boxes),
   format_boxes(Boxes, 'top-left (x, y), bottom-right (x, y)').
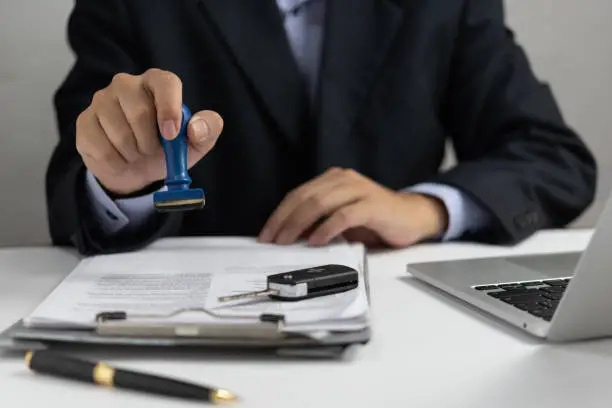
top-left (160, 105), bottom-right (192, 191)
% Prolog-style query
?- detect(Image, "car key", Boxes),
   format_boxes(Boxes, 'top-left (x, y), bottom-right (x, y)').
top-left (217, 264), bottom-right (359, 303)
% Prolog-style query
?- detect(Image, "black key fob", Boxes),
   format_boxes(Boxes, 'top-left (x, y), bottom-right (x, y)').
top-left (266, 264), bottom-right (359, 301)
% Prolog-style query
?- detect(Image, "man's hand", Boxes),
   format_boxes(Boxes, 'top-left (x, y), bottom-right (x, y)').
top-left (258, 168), bottom-right (449, 247)
top-left (76, 68), bottom-right (224, 196)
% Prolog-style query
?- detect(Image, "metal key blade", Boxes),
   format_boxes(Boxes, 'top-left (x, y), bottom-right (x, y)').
top-left (217, 289), bottom-right (278, 303)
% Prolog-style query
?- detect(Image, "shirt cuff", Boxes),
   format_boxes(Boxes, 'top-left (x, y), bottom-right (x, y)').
top-left (406, 182), bottom-right (491, 241)
top-left (85, 170), bottom-right (159, 235)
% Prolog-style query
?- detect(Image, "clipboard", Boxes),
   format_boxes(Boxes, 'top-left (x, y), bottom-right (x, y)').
top-left (0, 319), bottom-right (371, 360)
top-left (0, 251), bottom-right (372, 359)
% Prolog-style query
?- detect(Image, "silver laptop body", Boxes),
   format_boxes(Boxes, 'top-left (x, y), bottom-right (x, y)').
top-left (407, 194), bottom-right (612, 342)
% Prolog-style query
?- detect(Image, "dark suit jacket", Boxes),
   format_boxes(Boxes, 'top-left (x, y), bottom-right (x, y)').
top-left (46, 0), bottom-right (597, 255)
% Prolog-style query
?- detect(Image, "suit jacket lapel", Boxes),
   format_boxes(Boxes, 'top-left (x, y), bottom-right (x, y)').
top-left (314, 0), bottom-right (404, 169)
top-left (196, 0), bottom-right (309, 146)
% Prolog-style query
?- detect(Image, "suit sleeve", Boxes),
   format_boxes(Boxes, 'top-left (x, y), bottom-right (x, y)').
top-left (433, 0), bottom-right (598, 245)
top-left (46, 0), bottom-right (181, 255)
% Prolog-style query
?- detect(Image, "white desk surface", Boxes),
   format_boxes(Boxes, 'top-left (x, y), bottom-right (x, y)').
top-left (1, 229), bottom-right (610, 407)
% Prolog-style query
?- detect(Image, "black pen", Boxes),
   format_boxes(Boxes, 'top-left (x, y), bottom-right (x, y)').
top-left (25, 351), bottom-right (238, 404)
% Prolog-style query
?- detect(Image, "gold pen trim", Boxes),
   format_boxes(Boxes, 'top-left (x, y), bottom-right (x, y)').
top-left (93, 362), bottom-right (115, 387)
top-left (211, 389), bottom-right (238, 404)
top-left (24, 351), bottom-right (33, 367)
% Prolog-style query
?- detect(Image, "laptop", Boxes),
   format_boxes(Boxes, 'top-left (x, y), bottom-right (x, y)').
top-left (406, 195), bottom-right (612, 342)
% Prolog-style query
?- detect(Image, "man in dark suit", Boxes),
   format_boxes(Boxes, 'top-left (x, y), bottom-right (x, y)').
top-left (46, 0), bottom-right (597, 255)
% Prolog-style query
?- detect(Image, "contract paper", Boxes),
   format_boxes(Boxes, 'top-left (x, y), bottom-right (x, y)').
top-left (23, 239), bottom-right (368, 335)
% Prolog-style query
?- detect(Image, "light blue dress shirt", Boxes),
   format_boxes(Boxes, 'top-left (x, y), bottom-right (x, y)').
top-left (85, 0), bottom-right (490, 240)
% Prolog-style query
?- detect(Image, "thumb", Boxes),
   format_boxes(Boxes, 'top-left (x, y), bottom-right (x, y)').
top-left (186, 110), bottom-right (224, 167)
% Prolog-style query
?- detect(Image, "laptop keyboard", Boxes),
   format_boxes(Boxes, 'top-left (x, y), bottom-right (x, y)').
top-left (473, 278), bottom-right (571, 321)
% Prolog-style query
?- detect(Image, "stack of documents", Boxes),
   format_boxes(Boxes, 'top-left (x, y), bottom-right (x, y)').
top-left (11, 238), bottom-right (370, 351)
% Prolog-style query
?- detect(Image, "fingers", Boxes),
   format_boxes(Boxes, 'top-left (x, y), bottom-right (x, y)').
top-left (142, 68), bottom-right (183, 140)
top-left (113, 75), bottom-right (160, 156)
top-left (272, 184), bottom-right (364, 245)
top-left (75, 107), bottom-right (128, 175)
top-left (92, 88), bottom-right (140, 163)
top-left (258, 168), bottom-right (347, 242)
top-left (186, 110), bottom-right (224, 168)
top-left (308, 201), bottom-right (371, 246)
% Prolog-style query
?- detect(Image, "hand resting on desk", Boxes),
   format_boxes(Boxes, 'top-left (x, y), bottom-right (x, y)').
top-left (258, 167), bottom-right (450, 248)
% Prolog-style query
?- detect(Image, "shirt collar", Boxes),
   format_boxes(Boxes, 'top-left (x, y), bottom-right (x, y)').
top-left (276, 0), bottom-right (321, 14)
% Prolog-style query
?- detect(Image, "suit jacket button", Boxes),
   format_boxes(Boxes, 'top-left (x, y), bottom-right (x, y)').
top-left (527, 211), bottom-right (539, 225)
top-left (514, 216), bottom-right (527, 230)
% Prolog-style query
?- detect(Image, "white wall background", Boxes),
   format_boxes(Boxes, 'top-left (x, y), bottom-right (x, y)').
top-left (0, 0), bottom-right (610, 247)
top-left (0, 0), bottom-right (74, 246)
